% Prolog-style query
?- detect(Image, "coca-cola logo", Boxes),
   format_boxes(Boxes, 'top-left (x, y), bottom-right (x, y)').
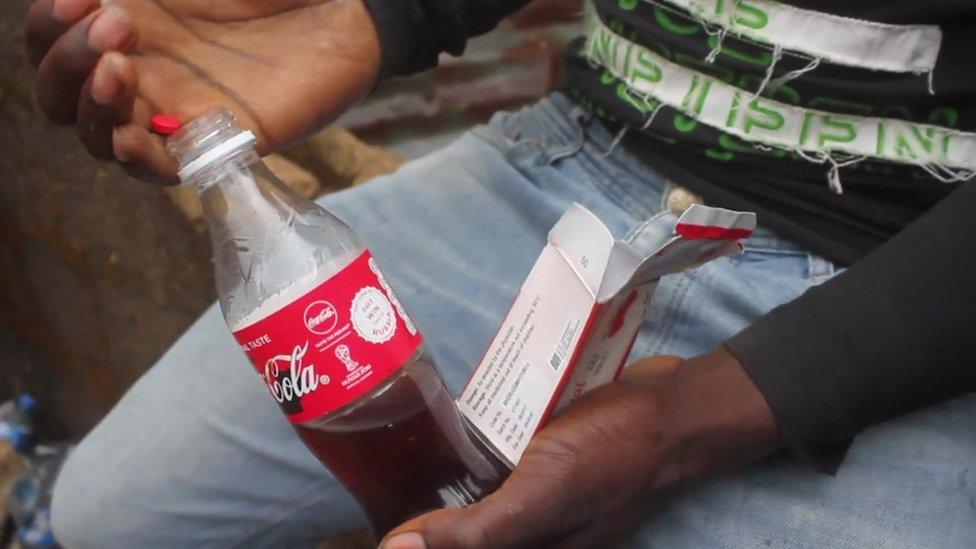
top-left (262, 342), bottom-right (330, 404)
top-left (303, 300), bottom-right (338, 335)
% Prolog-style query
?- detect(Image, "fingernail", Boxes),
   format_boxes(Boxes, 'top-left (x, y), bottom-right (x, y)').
top-left (88, 7), bottom-right (130, 52)
top-left (379, 532), bottom-right (426, 549)
top-left (112, 127), bottom-right (131, 162)
top-left (91, 54), bottom-right (121, 105)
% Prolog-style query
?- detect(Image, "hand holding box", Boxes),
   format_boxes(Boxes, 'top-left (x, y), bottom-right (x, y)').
top-left (458, 203), bottom-right (756, 466)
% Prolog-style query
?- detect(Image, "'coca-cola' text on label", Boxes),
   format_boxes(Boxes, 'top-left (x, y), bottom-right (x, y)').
top-left (233, 251), bottom-right (424, 423)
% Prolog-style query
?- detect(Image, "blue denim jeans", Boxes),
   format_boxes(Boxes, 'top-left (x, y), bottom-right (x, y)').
top-left (51, 94), bottom-right (976, 548)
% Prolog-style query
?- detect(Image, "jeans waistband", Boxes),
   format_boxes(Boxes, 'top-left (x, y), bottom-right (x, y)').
top-left (491, 92), bottom-right (809, 255)
top-left (499, 92), bottom-right (673, 220)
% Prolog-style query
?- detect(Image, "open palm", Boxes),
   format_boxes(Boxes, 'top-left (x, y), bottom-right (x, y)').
top-left (27, 0), bottom-right (380, 182)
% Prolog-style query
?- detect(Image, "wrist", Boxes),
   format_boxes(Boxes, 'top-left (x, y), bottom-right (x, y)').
top-left (658, 346), bottom-right (782, 486)
top-left (300, 0), bottom-right (383, 126)
top-left (342, 0), bottom-right (383, 89)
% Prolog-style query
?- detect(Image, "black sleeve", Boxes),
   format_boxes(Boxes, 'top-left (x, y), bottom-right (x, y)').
top-left (362, 0), bottom-right (533, 78)
top-left (726, 182), bottom-right (976, 473)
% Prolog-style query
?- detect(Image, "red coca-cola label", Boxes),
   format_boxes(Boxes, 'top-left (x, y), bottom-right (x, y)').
top-left (233, 251), bottom-right (423, 424)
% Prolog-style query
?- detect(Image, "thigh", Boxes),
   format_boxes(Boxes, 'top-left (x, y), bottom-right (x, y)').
top-left (626, 394), bottom-right (976, 549)
top-left (631, 223), bottom-right (835, 360)
top-left (621, 220), bottom-right (976, 548)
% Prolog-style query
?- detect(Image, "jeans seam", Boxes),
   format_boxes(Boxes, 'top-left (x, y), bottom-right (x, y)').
top-left (543, 107), bottom-right (588, 164)
top-left (740, 246), bottom-right (809, 256)
top-left (647, 274), bottom-right (694, 356)
top-left (624, 210), bottom-right (671, 244)
top-left (545, 94), bottom-right (664, 220)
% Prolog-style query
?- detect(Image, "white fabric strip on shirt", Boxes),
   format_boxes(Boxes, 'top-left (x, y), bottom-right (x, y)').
top-left (583, 11), bottom-right (976, 173)
top-left (655, 0), bottom-right (942, 74)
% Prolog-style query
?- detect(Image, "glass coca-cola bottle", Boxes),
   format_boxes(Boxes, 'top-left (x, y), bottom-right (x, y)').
top-left (166, 110), bottom-right (507, 537)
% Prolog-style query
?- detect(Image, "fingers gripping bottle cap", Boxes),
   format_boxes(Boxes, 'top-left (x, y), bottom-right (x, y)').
top-left (164, 109), bottom-right (257, 186)
top-left (150, 114), bottom-right (182, 135)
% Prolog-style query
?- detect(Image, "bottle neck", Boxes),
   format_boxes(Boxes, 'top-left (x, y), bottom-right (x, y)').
top-left (167, 108), bottom-right (260, 188)
top-left (187, 145), bottom-right (261, 190)
top-left (197, 155), bottom-right (278, 233)
top-left (196, 156), bottom-right (296, 309)
top-left (194, 152), bottom-right (363, 327)
top-left (171, 112), bottom-right (364, 328)
top-left (197, 157), bottom-right (322, 287)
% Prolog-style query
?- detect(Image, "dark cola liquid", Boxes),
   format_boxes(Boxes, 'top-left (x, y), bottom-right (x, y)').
top-left (294, 352), bottom-right (509, 538)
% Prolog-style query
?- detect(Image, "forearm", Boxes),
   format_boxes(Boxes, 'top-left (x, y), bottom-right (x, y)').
top-left (362, 0), bottom-right (533, 77)
top-left (726, 182), bottom-right (976, 470)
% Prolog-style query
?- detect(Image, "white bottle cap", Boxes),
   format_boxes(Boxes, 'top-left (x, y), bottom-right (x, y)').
top-left (178, 130), bottom-right (257, 182)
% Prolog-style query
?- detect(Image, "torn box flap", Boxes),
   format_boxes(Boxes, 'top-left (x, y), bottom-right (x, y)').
top-left (618, 205), bottom-right (757, 294)
top-left (676, 204), bottom-right (757, 240)
top-left (598, 242), bottom-right (645, 302)
top-left (547, 203), bottom-right (616, 297)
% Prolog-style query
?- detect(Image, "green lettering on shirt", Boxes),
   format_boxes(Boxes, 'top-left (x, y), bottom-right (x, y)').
top-left (653, 7), bottom-right (700, 35)
top-left (928, 107), bottom-right (959, 127)
top-left (631, 50), bottom-right (663, 85)
top-left (734, 2), bottom-right (769, 29)
top-left (596, 28), bottom-right (614, 63)
top-left (743, 99), bottom-right (785, 134)
top-left (895, 134), bottom-right (918, 160)
top-left (910, 125), bottom-right (936, 154)
top-left (681, 74), bottom-right (712, 116)
top-left (705, 149), bottom-right (736, 161)
top-left (818, 116), bottom-right (858, 147)
top-left (876, 122), bottom-right (886, 156)
top-left (618, 0), bottom-right (638, 11)
top-left (726, 92), bottom-right (742, 128)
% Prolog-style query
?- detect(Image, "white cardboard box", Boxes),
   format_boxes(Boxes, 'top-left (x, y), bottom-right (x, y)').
top-left (458, 203), bottom-right (756, 467)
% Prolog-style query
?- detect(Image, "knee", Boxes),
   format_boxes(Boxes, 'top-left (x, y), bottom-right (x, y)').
top-left (51, 443), bottom-right (104, 548)
top-left (51, 436), bottom-right (140, 548)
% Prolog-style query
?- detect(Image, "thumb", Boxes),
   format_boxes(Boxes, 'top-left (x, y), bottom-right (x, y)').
top-left (380, 504), bottom-right (498, 549)
top-left (379, 473), bottom-right (580, 549)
